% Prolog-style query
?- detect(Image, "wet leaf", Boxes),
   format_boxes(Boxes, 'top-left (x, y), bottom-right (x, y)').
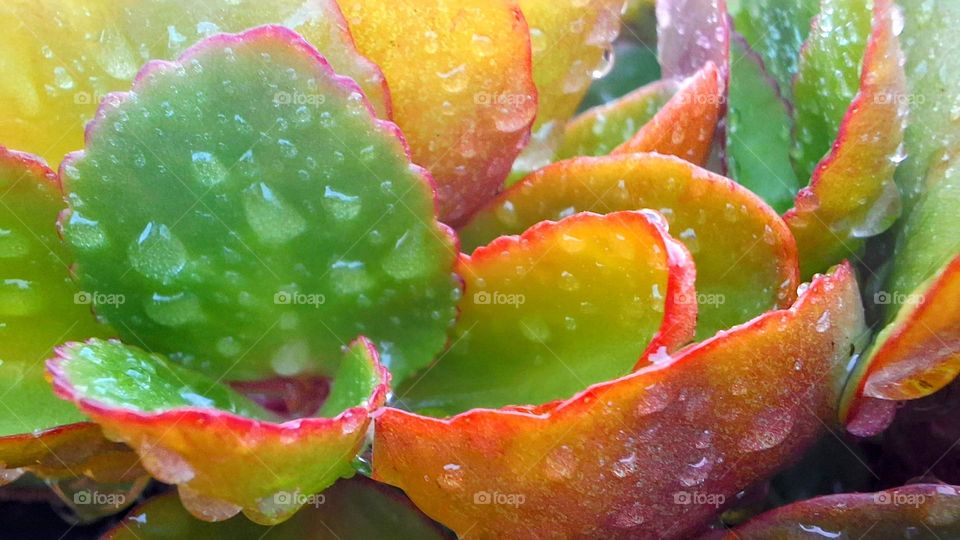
top-left (726, 34), bottom-right (800, 213)
top-left (0, 0), bottom-right (389, 168)
top-left (716, 484), bottom-right (960, 539)
top-left (373, 264), bottom-right (864, 539)
top-left (460, 153), bottom-right (799, 340)
top-left (397, 210), bottom-right (697, 415)
top-left (894, 0), bottom-right (960, 209)
top-left (842, 152), bottom-right (960, 406)
top-left (60, 27), bottom-right (459, 384)
top-left (785, 0), bottom-right (907, 278)
top-left (103, 477), bottom-right (448, 539)
top-left (611, 63), bottom-right (724, 167)
top-left (48, 337), bottom-right (388, 525)
top-left (557, 79), bottom-right (677, 159)
top-left (728, 0), bottom-right (818, 102)
top-left (0, 147), bottom-right (135, 482)
top-left (518, 0), bottom-right (624, 160)
top-left (339, 0), bottom-right (538, 225)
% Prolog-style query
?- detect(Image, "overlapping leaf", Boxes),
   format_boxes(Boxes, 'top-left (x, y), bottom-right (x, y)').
top-left (785, 0), bottom-right (907, 277)
top-left (339, 0), bottom-right (538, 225)
top-left (726, 35), bottom-right (800, 213)
top-left (717, 484), bottom-right (960, 538)
top-left (48, 337), bottom-right (388, 524)
top-left (397, 210), bottom-right (697, 415)
top-left (0, 147), bottom-right (138, 483)
top-left (843, 153), bottom-right (960, 405)
top-left (0, 0), bottom-right (389, 168)
top-left (460, 153), bottom-right (799, 340)
top-left (516, 0), bottom-right (624, 164)
top-left (611, 63), bottom-right (724, 167)
top-left (103, 477), bottom-right (447, 539)
top-left (373, 264), bottom-right (864, 538)
top-left (556, 79), bottom-right (677, 159)
top-left (59, 26), bottom-right (459, 384)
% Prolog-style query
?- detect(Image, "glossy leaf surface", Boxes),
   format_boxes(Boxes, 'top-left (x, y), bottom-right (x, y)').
top-left (61, 27), bottom-right (459, 383)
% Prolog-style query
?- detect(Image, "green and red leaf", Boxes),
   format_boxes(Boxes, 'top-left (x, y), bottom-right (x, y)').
top-left (0, 0), bottom-right (389, 168)
top-left (104, 477), bottom-right (447, 540)
top-left (516, 0), bottom-right (624, 163)
top-left (556, 79), bottom-right (677, 159)
top-left (48, 337), bottom-right (388, 524)
top-left (460, 153), bottom-right (799, 340)
top-left (842, 151), bottom-right (960, 410)
top-left (785, 0), bottom-right (907, 277)
top-left (339, 0), bottom-right (538, 225)
top-left (611, 63), bottom-right (724, 167)
top-left (397, 210), bottom-right (697, 415)
top-left (716, 484), bottom-right (960, 538)
top-left (0, 147), bottom-right (138, 482)
top-left (373, 264), bottom-right (864, 538)
top-left (60, 26), bottom-right (459, 384)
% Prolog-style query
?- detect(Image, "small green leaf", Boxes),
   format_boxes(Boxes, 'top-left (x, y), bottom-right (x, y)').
top-left (727, 35), bottom-right (801, 213)
top-left (61, 26), bottom-right (459, 383)
top-left (48, 337), bottom-right (389, 524)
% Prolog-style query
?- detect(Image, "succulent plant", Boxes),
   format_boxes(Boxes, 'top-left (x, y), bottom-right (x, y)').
top-left (0, 0), bottom-right (958, 538)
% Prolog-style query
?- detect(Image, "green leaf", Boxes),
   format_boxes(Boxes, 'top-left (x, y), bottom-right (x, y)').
top-left (727, 35), bottom-right (801, 213)
top-left (729, 0), bottom-right (818, 102)
top-left (397, 211), bottom-right (697, 416)
top-left (896, 0), bottom-right (960, 210)
top-left (791, 0), bottom-right (873, 181)
top-left (48, 337), bottom-right (389, 524)
top-left (0, 148), bottom-right (131, 481)
top-left (60, 26), bottom-right (459, 384)
top-left (104, 477), bottom-right (448, 540)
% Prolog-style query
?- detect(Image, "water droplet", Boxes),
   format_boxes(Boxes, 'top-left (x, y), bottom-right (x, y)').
top-left (191, 151), bottom-right (228, 187)
top-left (128, 222), bottom-right (187, 283)
top-left (0, 229), bottom-right (29, 259)
top-left (53, 67), bottom-right (74, 90)
top-left (242, 183), bottom-right (307, 245)
top-left (739, 408), bottom-right (795, 452)
top-left (139, 444), bottom-right (195, 483)
top-left (612, 452), bottom-right (638, 478)
top-left (635, 383), bottom-right (670, 415)
top-left (271, 340), bottom-right (311, 376)
top-left (815, 310), bottom-right (831, 333)
top-left (520, 316), bottom-right (551, 343)
top-left (437, 463), bottom-right (464, 491)
top-left (178, 484), bottom-right (242, 521)
top-left (544, 445), bottom-right (577, 480)
top-left (329, 260), bottom-right (373, 294)
top-left (679, 456), bottom-right (713, 487)
top-left (382, 229), bottom-right (431, 280)
top-left (322, 186), bottom-right (361, 221)
top-left (144, 292), bottom-right (205, 326)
